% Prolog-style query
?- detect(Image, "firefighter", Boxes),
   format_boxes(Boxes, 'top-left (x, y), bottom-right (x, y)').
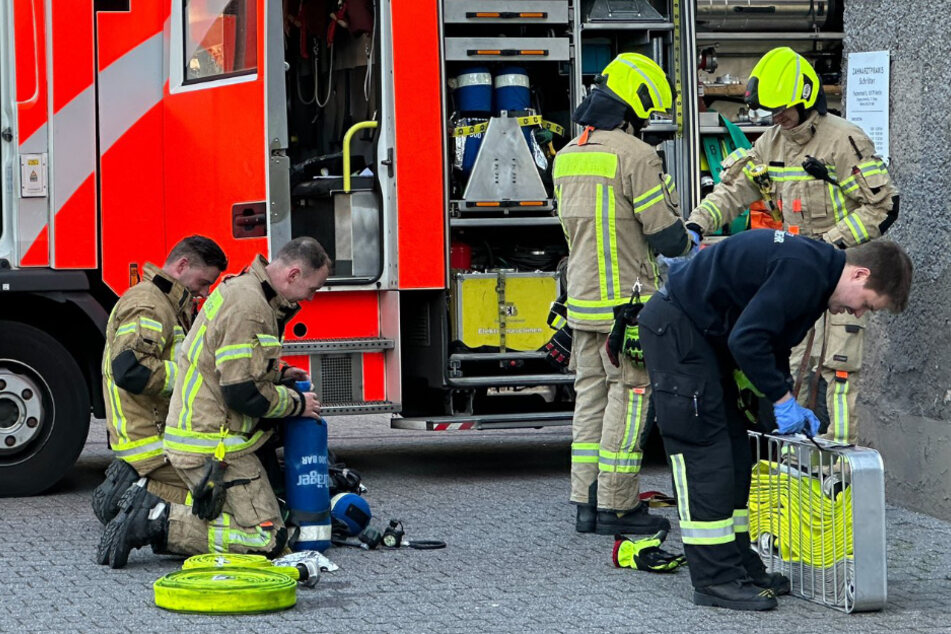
top-left (686, 47), bottom-right (900, 444)
top-left (553, 53), bottom-right (695, 535)
top-left (96, 237), bottom-right (330, 568)
top-left (638, 232), bottom-right (912, 610)
top-left (91, 236), bottom-right (228, 525)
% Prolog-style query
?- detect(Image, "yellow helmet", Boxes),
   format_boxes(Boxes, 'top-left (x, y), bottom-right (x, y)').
top-left (599, 53), bottom-right (673, 119)
top-left (745, 47), bottom-right (820, 111)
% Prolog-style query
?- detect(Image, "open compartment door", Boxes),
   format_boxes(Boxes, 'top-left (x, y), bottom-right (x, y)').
top-left (163, 0), bottom-right (283, 267)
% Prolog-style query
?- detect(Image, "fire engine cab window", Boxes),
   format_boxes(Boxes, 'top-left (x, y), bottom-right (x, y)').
top-left (184, 0), bottom-right (257, 83)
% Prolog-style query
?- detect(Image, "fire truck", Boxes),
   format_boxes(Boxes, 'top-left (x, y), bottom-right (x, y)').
top-left (0, 0), bottom-right (843, 495)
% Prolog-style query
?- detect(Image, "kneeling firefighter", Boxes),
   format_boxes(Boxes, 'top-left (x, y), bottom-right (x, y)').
top-left (553, 53), bottom-right (697, 535)
top-left (96, 238), bottom-right (331, 568)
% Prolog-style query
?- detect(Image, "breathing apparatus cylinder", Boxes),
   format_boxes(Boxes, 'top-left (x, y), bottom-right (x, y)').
top-left (494, 66), bottom-right (534, 148)
top-left (454, 66), bottom-right (492, 176)
top-left (283, 381), bottom-right (332, 552)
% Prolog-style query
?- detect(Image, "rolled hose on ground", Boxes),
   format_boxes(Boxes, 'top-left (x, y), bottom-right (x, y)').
top-left (180, 552), bottom-right (320, 587)
top-left (153, 567), bottom-right (298, 614)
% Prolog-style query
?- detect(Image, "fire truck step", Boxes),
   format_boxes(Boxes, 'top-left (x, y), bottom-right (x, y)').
top-left (392, 411), bottom-right (573, 431)
top-left (283, 338), bottom-right (395, 354)
top-left (447, 374), bottom-right (575, 387)
top-left (320, 401), bottom-right (401, 416)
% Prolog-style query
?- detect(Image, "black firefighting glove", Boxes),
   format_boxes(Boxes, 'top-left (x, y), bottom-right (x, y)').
top-left (547, 298), bottom-right (568, 330)
top-left (191, 456), bottom-right (229, 520)
top-left (544, 325), bottom-right (573, 370)
top-left (612, 531), bottom-right (687, 573)
top-left (605, 302), bottom-right (644, 368)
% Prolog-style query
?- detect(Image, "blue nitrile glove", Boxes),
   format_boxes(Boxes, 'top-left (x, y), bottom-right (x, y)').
top-left (773, 398), bottom-right (821, 436)
top-left (687, 229), bottom-right (701, 255)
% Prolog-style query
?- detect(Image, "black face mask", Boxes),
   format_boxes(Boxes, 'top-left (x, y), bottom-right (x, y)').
top-left (572, 88), bottom-right (638, 131)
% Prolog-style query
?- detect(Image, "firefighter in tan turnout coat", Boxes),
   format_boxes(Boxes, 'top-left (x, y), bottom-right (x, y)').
top-left (92, 236), bottom-right (227, 524)
top-left (554, 54), bottom-right (695, 536)
top-left (686, 48), bottom-right (899, 444)
top-left (96, 237), bottom-right (330, 568)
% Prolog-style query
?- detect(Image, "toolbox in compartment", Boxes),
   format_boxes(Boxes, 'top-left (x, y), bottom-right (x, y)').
top-left (450, 271), bottom-right (559, 351)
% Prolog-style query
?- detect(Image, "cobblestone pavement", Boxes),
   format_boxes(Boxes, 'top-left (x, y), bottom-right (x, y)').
top-left (2, 415), bottom-right (950, 633)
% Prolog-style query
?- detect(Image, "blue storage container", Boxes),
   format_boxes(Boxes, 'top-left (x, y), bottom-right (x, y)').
top-left (283, 381), bottom-right (332, 552)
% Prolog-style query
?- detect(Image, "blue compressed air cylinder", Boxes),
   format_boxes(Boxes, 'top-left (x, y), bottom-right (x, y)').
top-left (494, 66), bottom-right (535, 150)
top-left (460, 117), bottom-right (486, 176)
top-left (454, 66), bottom-right (493, 115)
top-left (283, 381), bottom-right (332, 552)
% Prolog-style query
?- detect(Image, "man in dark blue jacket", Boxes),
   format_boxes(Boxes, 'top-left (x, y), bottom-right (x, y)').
top-left (638, 230), bottom-right (912, 611)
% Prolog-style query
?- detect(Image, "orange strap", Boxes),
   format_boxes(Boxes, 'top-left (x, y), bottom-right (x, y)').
top-left (835, 370), bottom-right (849, 382)
top-left (578, 125), bottom-right (594, 146)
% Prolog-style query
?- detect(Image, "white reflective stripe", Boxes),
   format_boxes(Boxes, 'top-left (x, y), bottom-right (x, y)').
top-left (493, 72), bottom-right (530, 89)
top-left (733, 509), bottom-right (750, 533)
top-left (298, 524), bottom-right (332, 542)
top-left (164, 426), bottom-right (264, 452)
top-left (792, 56), bottom-right (802, 104)
top-left (112, 437), bottom-right (164, 461)
top-left (616, 56), bottom-right (664, 110)
top-left (163, 360), bottom-right (176, 394)
top-left (681, 518), bottom-right (735, 545)
top-left (671, 453), bottom-right (690, 521)
top-left (599, 184), bottom-right (617, 301)
top-left (455, 72), bottom-right (492, 88)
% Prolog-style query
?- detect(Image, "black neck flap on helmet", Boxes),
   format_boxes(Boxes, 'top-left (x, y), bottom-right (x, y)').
top-left (572, 86), bottom-right (643, 132)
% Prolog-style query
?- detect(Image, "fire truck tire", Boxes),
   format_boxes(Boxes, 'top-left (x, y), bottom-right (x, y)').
top-left (0, 321), bottom-right (90, 496)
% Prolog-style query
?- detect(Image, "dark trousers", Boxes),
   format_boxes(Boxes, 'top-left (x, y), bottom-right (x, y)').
top-left (638, 292), bottom-right (757, 588)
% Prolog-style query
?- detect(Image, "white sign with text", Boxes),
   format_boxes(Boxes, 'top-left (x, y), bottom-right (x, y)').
top-left (845, 51), bottom-right (890, 161)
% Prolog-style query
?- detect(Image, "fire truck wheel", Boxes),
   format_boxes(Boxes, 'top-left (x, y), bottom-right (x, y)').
top-left (0, 321), bottom-right (90, 496)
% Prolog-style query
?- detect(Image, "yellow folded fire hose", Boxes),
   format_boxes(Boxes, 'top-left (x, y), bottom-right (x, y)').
top-left (154, 567), bottom-right (297, 614)
top-left (748, 460), bottom-right (853, 568)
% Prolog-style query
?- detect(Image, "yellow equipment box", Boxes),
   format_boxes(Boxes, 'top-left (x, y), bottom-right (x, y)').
top-left (450, 271), bottom-right (559, 351)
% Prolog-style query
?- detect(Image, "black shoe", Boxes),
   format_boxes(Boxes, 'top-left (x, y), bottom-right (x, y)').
top-left (742, 549), bottom-right (791, 596)
top-left (96, 486), bottom-right (169, 569)
top-left (576, 504), bottom-right (596, 533)
top-left (91, 459), bottom-right (140, 525)
top-left (693, 579), bottom-right (778, 611)
top-left (595, 505), bottom-right (671, 535)
top-left (749, 570), bottom-right (791, 596)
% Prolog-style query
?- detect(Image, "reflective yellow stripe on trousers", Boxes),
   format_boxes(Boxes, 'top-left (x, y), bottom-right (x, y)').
top-left (601, 388), bottom-right (645, 474)
top-left (671, 453), bottom-right (735, 545)
top-left (209, 513), bottom-right (271, 553)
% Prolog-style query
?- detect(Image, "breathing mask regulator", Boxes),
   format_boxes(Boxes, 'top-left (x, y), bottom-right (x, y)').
top-left (605, 281), bottom-right (646, 369)
top-left (337, 519), bottom-right (446, 551)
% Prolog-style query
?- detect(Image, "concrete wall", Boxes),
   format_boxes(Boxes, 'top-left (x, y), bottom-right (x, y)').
top-left (845, 2), bottom-right (951, 519)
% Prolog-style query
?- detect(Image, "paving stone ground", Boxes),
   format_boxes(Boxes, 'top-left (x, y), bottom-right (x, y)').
top-left (2, 415), bottom-right (949, 633)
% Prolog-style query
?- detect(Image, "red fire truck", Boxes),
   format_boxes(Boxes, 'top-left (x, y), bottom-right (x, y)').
top-left (0, 0), bottom-right (844, 495)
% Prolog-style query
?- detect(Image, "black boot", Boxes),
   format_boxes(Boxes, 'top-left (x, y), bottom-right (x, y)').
top-left (576, 481), bottom-right (597, 533)
top-left (96, 486), bottom-right (169, 569)
top-left (91, 459), bottom-right (140, 525)
top-left (738, 537), bottom-right (790, 596)
top-left (576, 505), bottom-right (597, 533)
top-left (693, 578), bottom-right (778, 611)
top-left (744, 554), bottom-right (790, 596)
top-left (595, 503), bottom-right (670, 535)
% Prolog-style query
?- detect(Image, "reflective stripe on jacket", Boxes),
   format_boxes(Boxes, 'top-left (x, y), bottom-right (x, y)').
top-left (165, 255), bottom-right (303, 464)
top-left (688, 111), bottom-right (898, 247)
top-left (103, 263), bottom-right (192, 473)
top-left (554, 127), bottom-right (686, 331)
